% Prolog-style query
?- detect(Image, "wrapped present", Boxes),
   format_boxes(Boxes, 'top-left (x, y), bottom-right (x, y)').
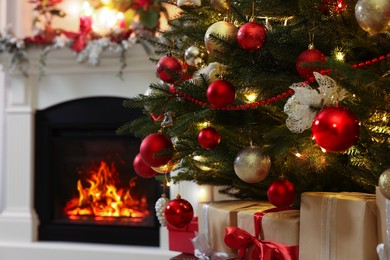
top-left (237, 204), bottom-right (300, 246)
top-left (197, 200), bottom-right (262, 254)
top-left (299, 192), bottom-right (377, 260)
top-left (376, 186), bottom-right (390, 260)
top-left (168, 216), bottom-right (198, 254)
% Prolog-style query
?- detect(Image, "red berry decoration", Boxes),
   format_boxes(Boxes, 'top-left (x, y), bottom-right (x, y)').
top-left (198, 127), bottom-right (221, 150)
top-left (133, 153), bottom-right (158, 178)
top-left (267, 179), bottom-right (296, 208)
top-left (296, 48), bottom-right (326, 79)
top-left (156, 55), bottom-right (182, 83)
top-left (207, 79), bottom-right (236, 108)
top-left (164, 195), bottom-right (194, 228)
top-left (140, 133), bottom-right (174, 167)
top-left (312, 106), bottom-right (360, 152)
top-left (237, 22), bottom-right (267, 52)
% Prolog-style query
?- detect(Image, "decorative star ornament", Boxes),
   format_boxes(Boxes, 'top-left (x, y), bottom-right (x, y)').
top-left (177, 0), bottom-right (201, 6)
top-left (284, 72), bottom-right (349, 133)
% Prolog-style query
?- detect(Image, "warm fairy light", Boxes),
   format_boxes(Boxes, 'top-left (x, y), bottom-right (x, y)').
top-left (321, 147), bottom-right (327, 153)
top-left (82, 1), bottom-right (93, 16)
top-left (193, 155), bottom-right (212, 171)
top-left (295, 152), bottom-right (302, 158)
top-left (245, 92), bottom-right (258, 103)
top-left (197, 121), bottom-right (210, 129)
top-left (101, 0), bottom-right (111, 4)
top-left (198, 187), bottom-right (206, 201)
top-left (335, 51), bottom-right (345, 62)
top-left (383, 116), bottom-right (388, 122)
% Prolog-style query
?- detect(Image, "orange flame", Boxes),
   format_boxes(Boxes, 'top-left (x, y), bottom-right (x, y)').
top-left (64, 160), bottom-right (149, 221)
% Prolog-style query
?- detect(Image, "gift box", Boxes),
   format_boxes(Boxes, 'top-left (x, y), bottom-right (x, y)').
top-left (168, 216), bottom-right (198, 254)
top-left (299, 192), bottom-right (377, 260)
top-left (237, 204), bottom-right (300, 246)
top-left (198, 200), bottom-right (262, 254)
top-left (376, 186), bottom-right (388, 245)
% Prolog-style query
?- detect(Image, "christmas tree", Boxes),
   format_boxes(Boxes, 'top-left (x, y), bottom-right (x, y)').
top-left (119, 0), bottom-right (390, 203)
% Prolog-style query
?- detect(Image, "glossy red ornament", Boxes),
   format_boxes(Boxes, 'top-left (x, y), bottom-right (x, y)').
top-left (312, 106), bottom-right (360, 152)
top-left (207, 79), bottom-right (236, 108)
top-left (133, 153), bottom-right (158, 178)
top-left (164, 195), bottom-right (194, 228)
top-left (237, 22), bottom-right (267, 51)
top-left (140, 133), bottom-right (174, 167)
top-left (267, 179), bottom-right (296, 208)
top-left (198, 127), bottom-right (221, 150)
top-left (156, 56), bottom-right (182, 83)
top-left (296, 48), bottom-right (326, 79)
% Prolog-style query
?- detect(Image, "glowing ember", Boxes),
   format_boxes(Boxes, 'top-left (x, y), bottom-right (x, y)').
top-left (64, 160), bottom-right (149, 221)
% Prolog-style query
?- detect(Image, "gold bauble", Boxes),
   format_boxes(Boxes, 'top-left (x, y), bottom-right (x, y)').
top-left (184, 45), bottom-right (208, 68)
top-left (151, 160), bottom-right (178, 174)
top-left (210, 0), bottom-right (229, 12)
top-left (204, 21), bottom-right (238, 55)
top-left (379, 168), bottom-right (390, 199)
top-left (355, 0), bottom-right (390, 35)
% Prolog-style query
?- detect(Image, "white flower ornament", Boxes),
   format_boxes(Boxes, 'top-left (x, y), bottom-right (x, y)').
top-left (284, 72), bottom-right (349, 133)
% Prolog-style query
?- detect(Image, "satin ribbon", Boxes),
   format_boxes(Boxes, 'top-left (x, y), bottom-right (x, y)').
top-left (224, 227), bottom-right (298, 260)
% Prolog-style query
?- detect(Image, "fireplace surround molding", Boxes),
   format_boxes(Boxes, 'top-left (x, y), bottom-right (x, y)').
top-left (0, 45), bottom-right (177, 260)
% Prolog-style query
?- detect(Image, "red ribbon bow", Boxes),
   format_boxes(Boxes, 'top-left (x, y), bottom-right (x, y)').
top-left (224, 207), bottom-right (299, 260)
top-left (224, 227), bottom-right (298, 260)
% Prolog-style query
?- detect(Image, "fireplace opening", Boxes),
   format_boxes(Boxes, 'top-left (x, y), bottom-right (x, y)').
top-left (34, 97), bottom-right (163, 246)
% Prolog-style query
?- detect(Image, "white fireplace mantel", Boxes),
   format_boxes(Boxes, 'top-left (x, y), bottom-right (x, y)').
top-left (0, 45), bottom-right (178, 260)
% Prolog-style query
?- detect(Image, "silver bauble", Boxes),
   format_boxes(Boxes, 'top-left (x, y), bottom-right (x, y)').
top-left (204, 21), bottom-right (238, 55)
top-left (355, 0), bottom-right (390, 35)
top-left (233, 146), bottom-right (271, 183)
top-left (184, 45), bottom-right (208, 68)
top-left (379, 168), bottom-right (390, 200)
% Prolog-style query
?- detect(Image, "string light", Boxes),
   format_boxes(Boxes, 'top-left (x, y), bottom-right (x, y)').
top-left (244, 92), bottom-right (258, 103)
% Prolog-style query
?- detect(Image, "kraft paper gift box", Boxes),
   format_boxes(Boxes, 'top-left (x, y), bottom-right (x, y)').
top-left (168, 216), bottom-right (198, 254)
top-left (299, 192), bottom-right (377, 260)
top-left (237, 204), bottom-right (300, 246)
top-left (376, 186), bottom-right (389, 245)
top-left (198, 200), bottom-right (261, 254)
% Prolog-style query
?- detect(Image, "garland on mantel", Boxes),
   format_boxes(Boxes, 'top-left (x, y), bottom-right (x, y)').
top-left (0, 0), bottom-right (164, 78)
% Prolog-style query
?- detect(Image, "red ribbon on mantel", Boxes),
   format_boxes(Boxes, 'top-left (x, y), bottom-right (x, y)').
top-left (224, 207), bottom-right (299, 260)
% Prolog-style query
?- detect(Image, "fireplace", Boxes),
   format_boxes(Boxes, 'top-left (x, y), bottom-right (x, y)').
top-left (34, 96), bottom-right (162, 246)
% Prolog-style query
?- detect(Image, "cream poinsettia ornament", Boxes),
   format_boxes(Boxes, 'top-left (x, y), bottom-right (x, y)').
top-left (284, 72), bottom-right (349, 133)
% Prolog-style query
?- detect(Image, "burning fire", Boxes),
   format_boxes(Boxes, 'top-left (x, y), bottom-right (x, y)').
top-left (64, 160), bottom-right (149, 221)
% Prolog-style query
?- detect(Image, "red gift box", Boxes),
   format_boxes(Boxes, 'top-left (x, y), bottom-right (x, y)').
top-left (167, 216), bottom-right (198, 254)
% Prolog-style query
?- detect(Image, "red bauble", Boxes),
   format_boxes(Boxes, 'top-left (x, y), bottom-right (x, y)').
top-left (156, 56), bottom-right (182, 83)
top-left (198, 127), bottom-right (221, 150)
top-left (140, 133), bottom-right (174, 167)
top-left (207, 79), bottom-right (236, 108)
top-left (164, 196), bottom-right (194, 228)
top-left (267, 179), bottom-right (296, 208)
top-left (312, 106), bottom-right (360, 152)
top-left (237, 22), bottom-right (267, 52)
top-left (296, 48), bottom-right (326, 79)
top-left (133, 153), bottom-right (158, 178)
